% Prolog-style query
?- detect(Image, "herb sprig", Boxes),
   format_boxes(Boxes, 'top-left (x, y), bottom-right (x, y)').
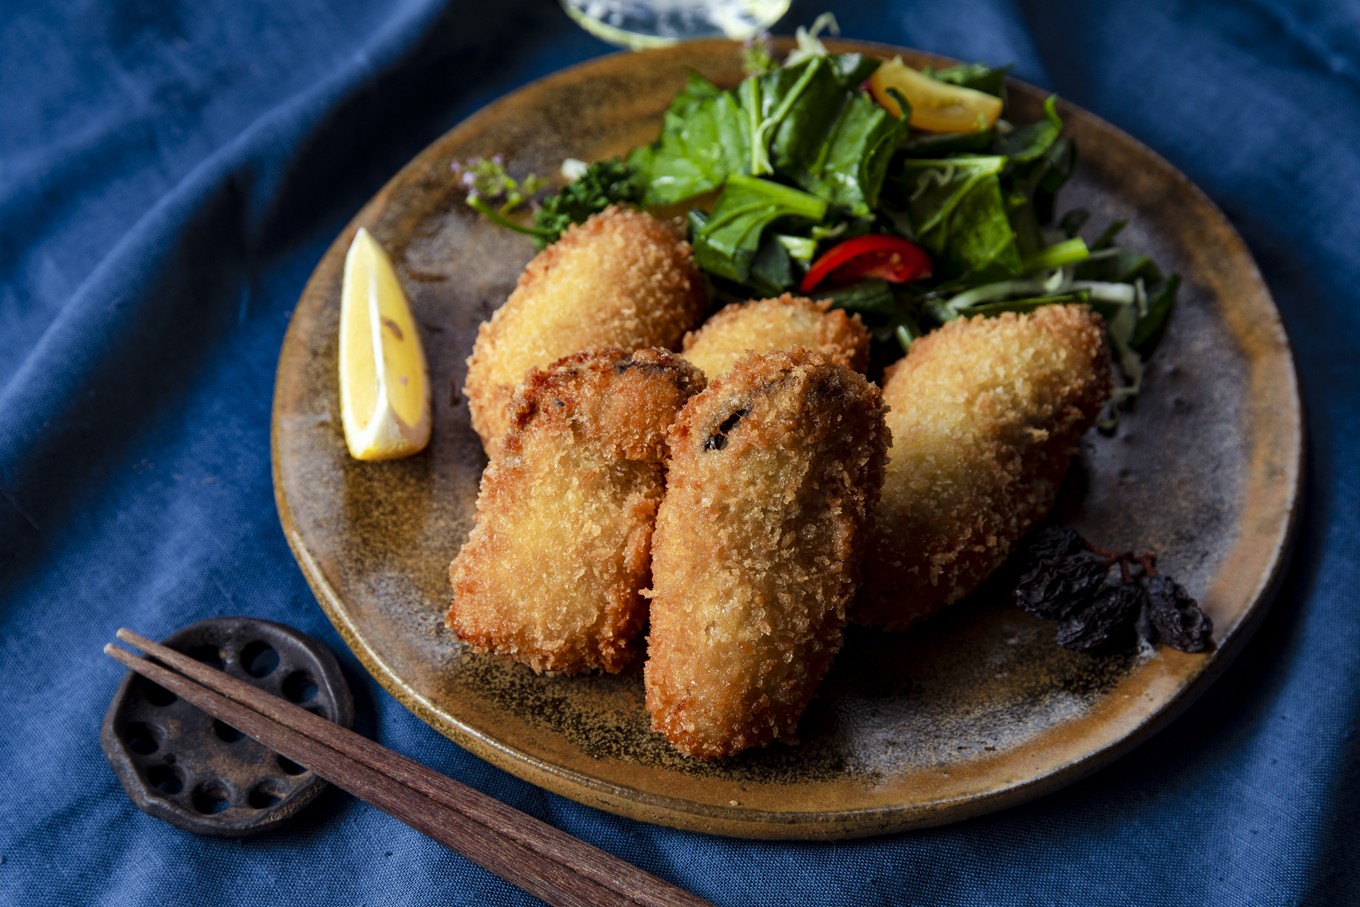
top-left (449, 156), bottom-right (637, 250)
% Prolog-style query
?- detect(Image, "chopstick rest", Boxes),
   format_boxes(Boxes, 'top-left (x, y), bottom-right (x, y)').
top-left (101, 617), bottom-right (354, 836)
top-left (105, 627), bottom-right (713, 907)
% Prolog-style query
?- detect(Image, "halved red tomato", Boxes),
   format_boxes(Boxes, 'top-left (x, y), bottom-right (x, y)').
top-left (800, 234), bottom-right (933, 292)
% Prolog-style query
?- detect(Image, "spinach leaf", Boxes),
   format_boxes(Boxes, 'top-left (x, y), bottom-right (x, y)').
top-left (901, 156), bottom-right (1024, 280)
top-left (812, 278), bottom-right (898, 315)
top-left (628, 72), bottom-right (752, 206)
top-left (1017, 131), bottom-right (1076, 226)
top-left (1001, 97), bottom-right (1072, 253)
top-left (1002, 95), bottom-right (1064, 162)
top-left (901, 157), bottom-right (1003, 233)
top-left (765, 56), bottom-right (907, 214)
top-left (742, 56), bottom-right (826, 177)
top-left (944, 174), bottom-right (1025, 278)
top-left (631, 54), bottom-right (899, 216)
top-left (900, 128), bottom-right (997, 157)
top-left (693, 174), bottom-right (828, 284)
top-left (788, 93), bottom-right (906, 214)
top-left (827, 52), bottom-right (881, 88)
top-left (747, 235), bottom-right (796, 297)
top-left (933, 62), bottom-right (1009, 98)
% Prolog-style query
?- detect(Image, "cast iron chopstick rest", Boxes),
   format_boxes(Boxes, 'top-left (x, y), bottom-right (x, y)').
top-left (101, 617), bottom-right (354, 836)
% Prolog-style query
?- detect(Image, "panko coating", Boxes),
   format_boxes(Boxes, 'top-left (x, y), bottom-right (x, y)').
top-left (680, 293), bottom-right (869, 379)
top-left (463, 206), bottom-right (708, 452)
top-left (448, 347), bottom-right (705, 675)
top-left (645, 349), bottom-right (889, 759)
top-left (856, 305), bottom-right (1112, 631)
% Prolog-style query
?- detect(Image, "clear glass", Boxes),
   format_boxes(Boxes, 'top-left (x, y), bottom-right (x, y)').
top-left (559, 0), bottom-right (791, 48)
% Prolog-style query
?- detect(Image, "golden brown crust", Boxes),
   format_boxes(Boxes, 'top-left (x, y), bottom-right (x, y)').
top-left (680, 293), bottom-right (869, 379)
top-left (463, 206), bottom-right (708, 453)
top-left (645, 349), bottom-right (889, 759)
top-left (500, 347), bottom-right (706, 463)
top-left (856, 305), bottom-right (1113, 631)
top-left (448, 348), bottom-right (705, 675)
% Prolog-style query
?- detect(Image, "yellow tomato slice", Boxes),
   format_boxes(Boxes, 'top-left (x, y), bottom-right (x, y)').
top-left (868, 57), bottom-right (1003, 133)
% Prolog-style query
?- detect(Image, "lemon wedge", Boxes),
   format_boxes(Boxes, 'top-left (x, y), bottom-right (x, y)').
top-left (338, 227), bottom-right (431, 460)
top-left (868, 57), bottom-right (1004, 133)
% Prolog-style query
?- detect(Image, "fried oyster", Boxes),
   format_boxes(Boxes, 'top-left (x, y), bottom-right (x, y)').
top-left (680, 293), bottom-right (869, 379)
top-left (449, 347), bottom-right (705, 674)
top-left (856, 305), bottom-right (1112, 631)
top-left (645, 349), bottom-right (889, 759)
top-left (463, 206), bottom-right (707, 452)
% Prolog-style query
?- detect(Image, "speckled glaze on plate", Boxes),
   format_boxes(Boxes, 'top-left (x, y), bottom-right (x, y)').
top-left (271, 40), bottom-right (1302, 839)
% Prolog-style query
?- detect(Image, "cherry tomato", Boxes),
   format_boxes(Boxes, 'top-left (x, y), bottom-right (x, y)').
top-left (799, 234), bottom-right (933, 292)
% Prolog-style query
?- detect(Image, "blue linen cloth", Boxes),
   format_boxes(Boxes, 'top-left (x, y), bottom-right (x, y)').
top-left (2, 0), bottom-right (1357, 903)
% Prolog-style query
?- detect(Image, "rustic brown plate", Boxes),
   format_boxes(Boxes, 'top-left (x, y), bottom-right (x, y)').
top-left (271, 39), bottom-right (1301, 839)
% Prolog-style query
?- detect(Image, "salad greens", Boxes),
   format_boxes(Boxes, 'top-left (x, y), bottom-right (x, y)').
top-left (629, 52), bottom-right (900, 216)
top-left (688, 174), bottom-right (828, 288)
top-left (452, 34), bottom-right (1178, 421)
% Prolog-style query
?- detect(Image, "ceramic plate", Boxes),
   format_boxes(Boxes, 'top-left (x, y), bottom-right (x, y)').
top-left (271, 40), bottom-right (1302, 839)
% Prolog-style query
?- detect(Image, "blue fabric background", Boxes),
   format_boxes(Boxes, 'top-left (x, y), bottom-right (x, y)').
top-left (2, 0), bottom-right (1356, 903)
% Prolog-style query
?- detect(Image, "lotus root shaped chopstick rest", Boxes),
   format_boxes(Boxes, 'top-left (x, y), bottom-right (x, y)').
top-left (101, 617), bottom-right (354, 836)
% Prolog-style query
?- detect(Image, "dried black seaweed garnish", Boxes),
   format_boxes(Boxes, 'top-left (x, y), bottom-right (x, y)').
top-left (1009, 527), bottom-right (1213, 654)
top-left (1015, 551), bottom-right (1109, 621)
top-left (1056, 583), bottom-right (1146, 652)
top-left (1146, 575), bottom-right (1214, 652)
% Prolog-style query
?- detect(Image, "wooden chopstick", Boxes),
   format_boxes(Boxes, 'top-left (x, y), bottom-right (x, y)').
top-left (106, 629), bottom-right (713, 907)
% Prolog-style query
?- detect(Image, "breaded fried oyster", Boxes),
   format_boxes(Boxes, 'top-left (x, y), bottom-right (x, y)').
top-left (448, 348), bottom-right (705, 675)
top-left (464, 206), bottom-right (708, 452)
top-left (680, 294), bottom-right (869, 379)
top-left (646, 350), bottom-right (889, 759)
top-left (857, 305), bottom-right (1112, 631)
